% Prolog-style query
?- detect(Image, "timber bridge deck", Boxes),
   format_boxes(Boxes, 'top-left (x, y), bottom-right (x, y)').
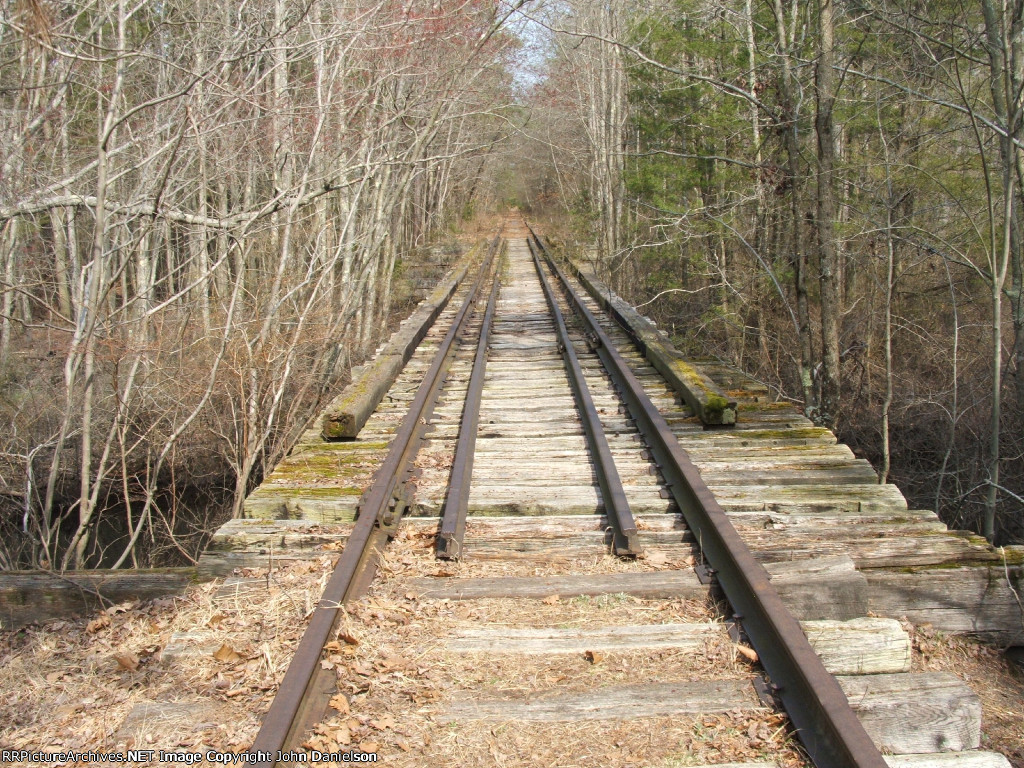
top-left (196, 219), bottom-right (1022, 768)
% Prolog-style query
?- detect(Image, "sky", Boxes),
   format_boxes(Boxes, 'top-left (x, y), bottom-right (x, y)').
top-left (508, 2), bottom-right (554, 92)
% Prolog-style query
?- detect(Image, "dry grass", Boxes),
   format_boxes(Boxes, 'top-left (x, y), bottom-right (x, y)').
top-left (0, 560), bottom-right (334, 765)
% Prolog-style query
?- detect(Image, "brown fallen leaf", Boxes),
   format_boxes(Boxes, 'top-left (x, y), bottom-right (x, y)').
top-left (213, 643), bottom-right (242, 663)
top-left (542, 595), bottom-right (560, 605)
top-left (86, 615), bottom-right (111, 634)
top-left (358, 742), bottom-right (379, 753)
top-left (748, 720), bottom-right (763, 741)
top-left (333, 724), bottom-right (352, 745)
top-left (734, 644), bottom-right (759, 663)
top-left (645, 550), bottom-right (669, 566)
top-left (377, 655), bottom-right (410, 671)
top-left (370, 715), bottom-right (395, 731)
top-left (114, 652), bottom-right (139, 671)
top-left (329, 694), bottom-right (350, 714)
top-left (55, 704), bottom-right (80, 720)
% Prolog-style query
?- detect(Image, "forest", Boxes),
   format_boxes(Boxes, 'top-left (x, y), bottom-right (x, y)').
top-left (1, 0), bottom-right (1022, 571)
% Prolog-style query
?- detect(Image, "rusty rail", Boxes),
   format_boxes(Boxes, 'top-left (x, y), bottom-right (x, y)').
top-left (248, 237), bottom-right (500, 767)
top-left (438, 241), bottom-right (504, 559)
top-left (529, 236), bottom-right (640, 556)
top-left (527, 225), bottom-right (888, 768)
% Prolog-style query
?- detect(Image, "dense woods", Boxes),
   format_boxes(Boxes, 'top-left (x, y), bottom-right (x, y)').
top-left (3, 0), bottom-right (1023, 571)
top-left (520, 0), bottom-right (1024, 545)
top-left (0, 0), bottom-right (517, 569)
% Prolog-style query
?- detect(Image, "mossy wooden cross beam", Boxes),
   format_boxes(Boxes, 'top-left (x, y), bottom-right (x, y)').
top-left (556, 247), bottom-right (738, 426)
top-left (320, 243), bottom-right (481, 440)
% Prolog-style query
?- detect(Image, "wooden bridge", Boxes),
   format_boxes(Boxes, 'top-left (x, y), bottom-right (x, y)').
top-left (189, 220), bottom-right (1023, 767)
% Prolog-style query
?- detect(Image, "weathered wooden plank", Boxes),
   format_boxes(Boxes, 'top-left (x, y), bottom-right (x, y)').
top-left (414, 488), bottom-right (677, 517)
top-left (467, 456), bottom-right (656, 472)
top-left (864, 564), bottom-right (1024, 645)
top-left (702, 466), bottom-right (881, 485)
top-left (471, 435), bottom-right (644, 455)
top-left (252, 437), bottom-right (391, 491)
top-left (162, 630), bottom-right (220, 661)
top-left (672, 427), bottom-right (837, 447)
top-left (115, 700), bottom-right (232, 743)
top-left (320, 353), bottom-right (407, 440)
top-left (455, 513), bottom-right (684, 535)
top-left (196, 519), bottom-right (360, 577)
top-left (731, 510), bottom-right (944, 530)
top-left (204, 519), bottom-right (354, 551)
top-left (744, 531), bottom-right (998, 569)
top-left (441, 679), bottom-right (757, 721)
top-left (800, 618), bottom-right (910, 675)
top-left (467, 459), bottom-right (874, 489)
top-left (837, 672), bottom-right (981, 753)
top-left (692, 450), bottom-right (866, 467)
top-left (884, 753), bottom-right (1013, 768)
top-left (693, 359), bottom-right (771, 393)
top-left (428, 465), bottom-right (658, 487)
top-left (198, 551), bottom-right (310, 577)
top-left (423, 515), bottom-right (690, 559)
top-left (447, 622), bottom-right (721, 653)
top-left (409, 571), bottom-right (707, 600)
top-left (708, 483), bottom-right (908, 512)
top-left (473, 402), bottom-right (633, 420)
top-left (463, 387), bottom-right (676, 406)
top-left (432, 420), bottom-right (651, 439)
top-left (764, 555), bottom-right (868, 621)
top-left (242, 489), bottom-right (360, 523)
top-left (0, 568), bottom-right (196, 630)
top-left (448, 618), bottom-right (911, 676)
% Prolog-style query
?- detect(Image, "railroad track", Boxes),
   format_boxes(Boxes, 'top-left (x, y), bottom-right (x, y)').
top-left (217, 219), bottom-right (1009, 768)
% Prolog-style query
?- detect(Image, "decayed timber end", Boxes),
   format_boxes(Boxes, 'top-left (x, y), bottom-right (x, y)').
top-left (320, 245), bottom-right (478, 440)
top-left (558, 248), bottom-right (738, 426)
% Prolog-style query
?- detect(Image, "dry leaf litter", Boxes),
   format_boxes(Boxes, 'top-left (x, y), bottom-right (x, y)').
top-left (0, 522), bottom-right (1021, 767)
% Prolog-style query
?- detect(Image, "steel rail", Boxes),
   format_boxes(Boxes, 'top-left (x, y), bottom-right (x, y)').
top-left (528, 227), bottom-right (888, 768)
top-left (438, 242), bottom-right (504, 559)
top-left (529, 236), bottom-right (640, 556)
top-left (248, 238), bottom-right (500, 767)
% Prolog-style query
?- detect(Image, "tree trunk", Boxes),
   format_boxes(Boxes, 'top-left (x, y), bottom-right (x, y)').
top-left (816, 0), bottom-right (841, 428)
top-left (773, 0), bottom-right (816, 415)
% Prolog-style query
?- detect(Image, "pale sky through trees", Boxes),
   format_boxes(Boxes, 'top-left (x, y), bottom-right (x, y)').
top-left (510, 5), bottom-right (553, 92)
